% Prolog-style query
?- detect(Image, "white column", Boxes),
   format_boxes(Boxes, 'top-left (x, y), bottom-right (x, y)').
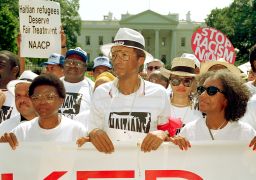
top-left (154, 29), bottom-right (159, 58)
top-left (171, 30), bottom-right (177, 60)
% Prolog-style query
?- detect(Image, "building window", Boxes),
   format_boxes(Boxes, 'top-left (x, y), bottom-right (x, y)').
top-left (99, 36), bottom-right (103, 45)
top-left (146, 37), bottom-right (150, 46)
top-left (86, 36), bottom-right (90, 45)
top-left (161, 55), bottom-right (166, 64)
top-left (181, 37), bottom-right (186, 47)
top-left (112, 37), bottom-right (114, 43)
top-left (161, 37), bottom-right (166, 46)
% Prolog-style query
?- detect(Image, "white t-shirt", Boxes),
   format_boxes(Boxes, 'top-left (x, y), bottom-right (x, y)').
top-left (11, 115), bottom-right (87, 142)
top-left (0, 91), bottom-right (18, 124)
top-left (179, 117), bottom-right (256, 141)
top-left (59, 77), bottom-right (94, 119)
top-left (73, 110), bottom-right (90, 129)
top-left (89, 78), bottom-right (171, 142)
top-left (245, 81), bottom-right (256, 95)
top-left (170, 104), bottom-right (203, 125)
top-left (0, 114), bottom-right (23, 135)
top-left (240, 99), bottom-right (256, 130)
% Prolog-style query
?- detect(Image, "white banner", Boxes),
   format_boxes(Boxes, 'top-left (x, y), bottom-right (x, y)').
top-left (19, 0), bottom-right (61, 58)
top-left (0, 141), bottom-right (255, 180)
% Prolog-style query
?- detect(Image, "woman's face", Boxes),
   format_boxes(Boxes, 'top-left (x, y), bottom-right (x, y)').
top-left (198, 78), bottom-right (227, 114)
top-left (30, 85), bottom-right (64, 119)
top-left (170, 75), bottom-right (195, 97)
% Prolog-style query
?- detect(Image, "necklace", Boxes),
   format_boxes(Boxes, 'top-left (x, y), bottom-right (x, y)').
top-left (206, 118), bottom-right (227, 140)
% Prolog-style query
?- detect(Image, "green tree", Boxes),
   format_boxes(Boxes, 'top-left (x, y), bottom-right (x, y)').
top-left (205, 0), bottom-right (255, 65)
top-left (0, 0), bottom-right (19, 52)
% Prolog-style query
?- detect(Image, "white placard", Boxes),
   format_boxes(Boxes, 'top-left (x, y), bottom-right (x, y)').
top-left (19, 0), bottom-right (61, 58)
top-left (0, 141), bottom-right (256, 180)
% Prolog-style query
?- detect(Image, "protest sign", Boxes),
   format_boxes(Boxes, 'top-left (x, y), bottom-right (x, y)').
top-left (19, 0), bottom-right (61, 58)
top-left (191, 27), bottom-right (236, 64)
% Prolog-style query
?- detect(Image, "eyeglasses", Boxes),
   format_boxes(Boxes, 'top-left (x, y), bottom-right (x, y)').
top-left (170, 77), bottom-right (193, 87)
top-left (147, 66), bottom-right (161, 71)
top-left (197, 86), bottom-right (225, 96)
top-left (110, 50), bottom-right (131, 62)
top-left (31, 92), bottom-right (59, 103)
top-left (64, 59), bottom-right (85, 68)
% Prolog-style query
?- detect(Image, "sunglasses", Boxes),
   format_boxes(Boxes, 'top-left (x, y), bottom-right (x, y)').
top-left (170, 77), bottom-right (193, 87)
top-left (197, 86), bottom-right (225, 96)
top-left (147, 66), bottom-right (161, 71)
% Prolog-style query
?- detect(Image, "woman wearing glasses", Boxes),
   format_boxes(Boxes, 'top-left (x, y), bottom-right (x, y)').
top-left (159, 57), bottom-right (202, 134)
top-left (170, 70), bottom-right (256, 150)
top-left (0, 74), bottom-right (87, 150)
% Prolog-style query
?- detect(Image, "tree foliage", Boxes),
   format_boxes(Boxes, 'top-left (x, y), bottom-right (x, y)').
top-left (205, 0), bottom-right (256, 65)
top-left (0, 0), bottom-right (81, 53)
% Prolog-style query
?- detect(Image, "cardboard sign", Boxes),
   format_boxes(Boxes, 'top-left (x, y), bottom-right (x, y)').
top-left (191, 27), bottom-right (236, 64)
top-left (19, 0), bottom-right (61, 58)
top-left (1, 141), bottom-right (256, 180)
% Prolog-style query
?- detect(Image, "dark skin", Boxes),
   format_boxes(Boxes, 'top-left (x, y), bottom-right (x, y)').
top-left (0, 56), bottom-right (19, 89)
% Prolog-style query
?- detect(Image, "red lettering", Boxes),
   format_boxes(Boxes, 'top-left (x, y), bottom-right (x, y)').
top-left (43, 171), bottom-right (67, 180)
top-left (1, 174), bottom-right (13, 180)
top-left (77, 170), bottom-right (134, 180)
top-left (145, 170), bottom-right (203, 180)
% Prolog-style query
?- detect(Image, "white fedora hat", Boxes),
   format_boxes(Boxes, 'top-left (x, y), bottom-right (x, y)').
top-left (7, 70), bottom-right (38, 96)
top-left (160, 57), bottom-right (196, 79)
top-left (100, 28), bottom-right (153, 62)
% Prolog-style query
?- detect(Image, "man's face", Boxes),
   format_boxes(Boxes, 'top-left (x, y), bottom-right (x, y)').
top-left (111, 46), bottom-right (144, 79)
top-left (146, 61), bottom-right (163, 77)
top-left (0, 57), bottom-right (13, 88)
top-left (46, 64), bottom-right (64, 78)
top-left (15, 83), bottom-right (35, 116)
top-left (64, 54), bottom-right (86, 83)
top-left (93, 66), bottom-right (110, 79)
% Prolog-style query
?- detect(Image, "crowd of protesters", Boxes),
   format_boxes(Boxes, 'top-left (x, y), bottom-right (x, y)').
top-left (0, 27), bottom-right (256, 152)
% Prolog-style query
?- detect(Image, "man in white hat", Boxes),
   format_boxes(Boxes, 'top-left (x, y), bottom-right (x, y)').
top-left (78, 28), bottom-right (171, 153)
top-left (92, 56), bottom-right (112, 79)
top-left (145, 58), bottom-right (164, 79)
top-left (0, 71), bottom-right (38, 134)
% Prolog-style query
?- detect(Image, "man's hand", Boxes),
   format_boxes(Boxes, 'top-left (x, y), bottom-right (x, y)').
top-left (168, 135), bottom-right (191, 151)
top-left (249, 136), bottom-right (256, 151)
top-left (0, 133), bottom-right (18, 150)
top-left (141, 130), bottom-right (167, 152)
top-left (89, 129), bottom-right (114, 154)
top-left (76, 136), bottom-right (90, 147)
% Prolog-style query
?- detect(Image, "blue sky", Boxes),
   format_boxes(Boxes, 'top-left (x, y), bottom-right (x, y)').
top-left (79, 0), bottom-right (233, 22)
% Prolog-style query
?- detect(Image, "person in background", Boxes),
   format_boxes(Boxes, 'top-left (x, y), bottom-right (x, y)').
top-left (180, 53), bottom-right (200, 74)
top-left (160, 57), bottom-right (202, 133)
top-left (170, 70), bottom-right (256, 151)
top-left (0, 74), bottom-right (87, 150)
top-left (59, 47), bottom-right (94, 119)
top-left (92, 56), bottom-right (112, 79)
top-left (94, 71), bottom-right (115, 91)
top-left (0, 71), bottom-right (38, 134)
top-left (0, 51), bottom-right (20, 123)
top-left (245, 45), bottom-right (256, 95)
top-left (42, 53), bottom-right (65, 78)
top-left (148, 70), bottom-right (169, 89)
top-left (77, 28), bottom-right (171, 153)
top-left (247, 69), bottom-right (256, 82)
top-left (145, 59), bottom-right (164, 79)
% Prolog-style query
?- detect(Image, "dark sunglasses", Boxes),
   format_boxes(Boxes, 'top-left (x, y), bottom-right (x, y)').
top-left (197, 86), bottom-right (225, 96)
top-left (147, 66), bottom-right (161, 71)
top-left (170, 77), bottom-right (193, 87)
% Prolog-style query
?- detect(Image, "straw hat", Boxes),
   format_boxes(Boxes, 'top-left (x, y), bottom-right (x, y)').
top-left (200, 58), bottom-right (241, 75)
top-left (160, 57), bottom-right (196, 79)
top-left (101, 28), bottom-right (153, 62)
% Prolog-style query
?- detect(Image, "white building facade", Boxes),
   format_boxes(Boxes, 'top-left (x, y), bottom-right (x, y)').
top-left (77, 10), bottom-right (204, 65)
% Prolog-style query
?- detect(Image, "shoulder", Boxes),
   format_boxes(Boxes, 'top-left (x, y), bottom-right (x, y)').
top-left (144, 80), bottom-right (169, 96)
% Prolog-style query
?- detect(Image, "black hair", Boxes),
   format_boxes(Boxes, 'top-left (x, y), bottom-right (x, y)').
top-left (249, 44), bottom-right (256, 72)
top-left (0, 50), bottom-right (20, 77)
top-left (198, 70), bottom-right (250, 121)
top-left (29, 74), bottom-right (66, 98)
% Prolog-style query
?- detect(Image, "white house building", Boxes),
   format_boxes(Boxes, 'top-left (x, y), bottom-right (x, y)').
top-left (77, 10), bottom-right (204, 65)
